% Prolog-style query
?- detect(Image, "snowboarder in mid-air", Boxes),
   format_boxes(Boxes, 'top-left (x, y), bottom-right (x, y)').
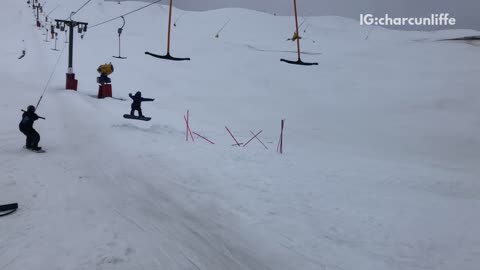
top-left (19, 105), bottom-right (45, 152)
top-left (123, 91), bottom-right (154, 121)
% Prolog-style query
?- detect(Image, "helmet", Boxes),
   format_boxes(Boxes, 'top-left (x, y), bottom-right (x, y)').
top-left (135, 91), bottom-right (141, 97)
top-left (27, 105), bottom-right (35, 112)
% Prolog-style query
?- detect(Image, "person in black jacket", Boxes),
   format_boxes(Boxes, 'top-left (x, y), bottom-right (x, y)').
top-left (129, 91), bottom-right (154, 117)
top-left (19, 105), bottom-right (43, 151)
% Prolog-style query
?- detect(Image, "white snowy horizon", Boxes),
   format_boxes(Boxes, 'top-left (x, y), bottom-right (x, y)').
top-left (110, 0), bottom-right (480, 30)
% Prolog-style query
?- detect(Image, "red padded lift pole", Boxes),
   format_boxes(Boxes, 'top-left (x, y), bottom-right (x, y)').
top-left (293, 0), bottom-right (301, 61)
top-left (145, 0), bottom-right (190, 61)
top-left (280, 0), bottom-right (318, 66)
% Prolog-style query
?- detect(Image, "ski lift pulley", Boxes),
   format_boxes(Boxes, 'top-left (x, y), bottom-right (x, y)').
top-left (117, 16), bottom-right (125, 36)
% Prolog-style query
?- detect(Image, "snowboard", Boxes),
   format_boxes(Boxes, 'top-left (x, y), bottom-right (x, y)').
top-left (0, 203), bottom-right (18, 217)
top-left (123, 114), bottom-right (151, 121)
top-left (23, 146), bottom-right (46, 153)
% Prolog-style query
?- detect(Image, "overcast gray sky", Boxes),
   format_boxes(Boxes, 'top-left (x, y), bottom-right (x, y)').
top-left (114, 0), bottom-right (480, 30)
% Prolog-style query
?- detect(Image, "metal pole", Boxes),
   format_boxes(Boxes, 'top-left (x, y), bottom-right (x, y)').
top-left (118, 33), bottom-right (121, 57)
top-left (166, 0), bottom-right (173, 55)
top-left (36, 5), bottom-right (40, 26)
top-left (68, 21), bottom-right (74, 73)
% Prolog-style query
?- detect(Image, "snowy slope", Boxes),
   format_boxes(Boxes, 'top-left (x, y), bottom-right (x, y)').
top-left (1, 1), bottom-right (480, 270)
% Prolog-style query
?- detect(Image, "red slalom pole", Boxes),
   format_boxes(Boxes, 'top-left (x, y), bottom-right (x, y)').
top-left (225, 126), bottom-right (241, 146)
top-left (277, 120), bottom-right (285, 153)
top-left (184, 115), bottom-right (194, 142)
top-left (193, 132), bottom-right (215, 144)
top-left (293, 0), bottom-right (301, 61)
top-left (250, 130), bottom-right (268, 149)
top-left (185, 110), bottom-right (189, 141)
top-left (243, 130), bottom-right (263, 147)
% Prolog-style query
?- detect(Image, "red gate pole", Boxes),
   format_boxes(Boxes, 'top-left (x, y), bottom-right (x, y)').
top-left (243, 130), bottom-right (263, 147)
top-left (277, 120), bottom-right (285, 153)
top-left (193, 132), bottom-right (215, 145)
top-left (184, 114), bottom-right (194, 142)
top-left (293, 0), bottom-right (301, 61)
top-left (250, 130), bottom-right (268, 149)
top-left (225, 126), bottom-right (241, 146)
top-left (185, 110), bottom-right (189, 141)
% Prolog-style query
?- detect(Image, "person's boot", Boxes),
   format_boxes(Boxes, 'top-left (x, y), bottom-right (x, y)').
top-left (32, 146), bottom-right (42, 151)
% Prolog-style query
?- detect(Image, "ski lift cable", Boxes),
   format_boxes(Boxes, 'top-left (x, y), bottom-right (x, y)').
top-left (46, 4), bottom-right (61, 17)
top-left (120, 16), bottom-right (126, 29)
top-left (174, 12), bottom-right (185, 24)
top-left (89, 0), bottom-right (162, 30)
top-left (216, 18), bottom-right (231, 35)
top-left (299, 18), bottom-right (306, 29)
top-left (303, 24), bottom-right (310, 32)
top-left (36, 42), bottom-right (67, 109)
top-left (69, 0), bottom-right (94, 19)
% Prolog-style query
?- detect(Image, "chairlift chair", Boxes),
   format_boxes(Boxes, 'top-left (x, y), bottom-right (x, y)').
top-left (51, 32), bottom-right (59, 51)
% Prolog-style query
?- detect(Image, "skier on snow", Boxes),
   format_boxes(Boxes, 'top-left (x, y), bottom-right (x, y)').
top-left (129, 91), bottom-right (154, 118)
top-left (19, 105), bottom-right (44, 151)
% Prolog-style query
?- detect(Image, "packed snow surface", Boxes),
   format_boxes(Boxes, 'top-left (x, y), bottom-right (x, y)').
top-left (1, 1), bottom-right (480, 270)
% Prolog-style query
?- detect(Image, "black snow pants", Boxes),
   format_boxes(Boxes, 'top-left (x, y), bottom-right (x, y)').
top-left (130, 104), bottom-right (143, 117)
top-left (20, 127), bottom-right (40, 149)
